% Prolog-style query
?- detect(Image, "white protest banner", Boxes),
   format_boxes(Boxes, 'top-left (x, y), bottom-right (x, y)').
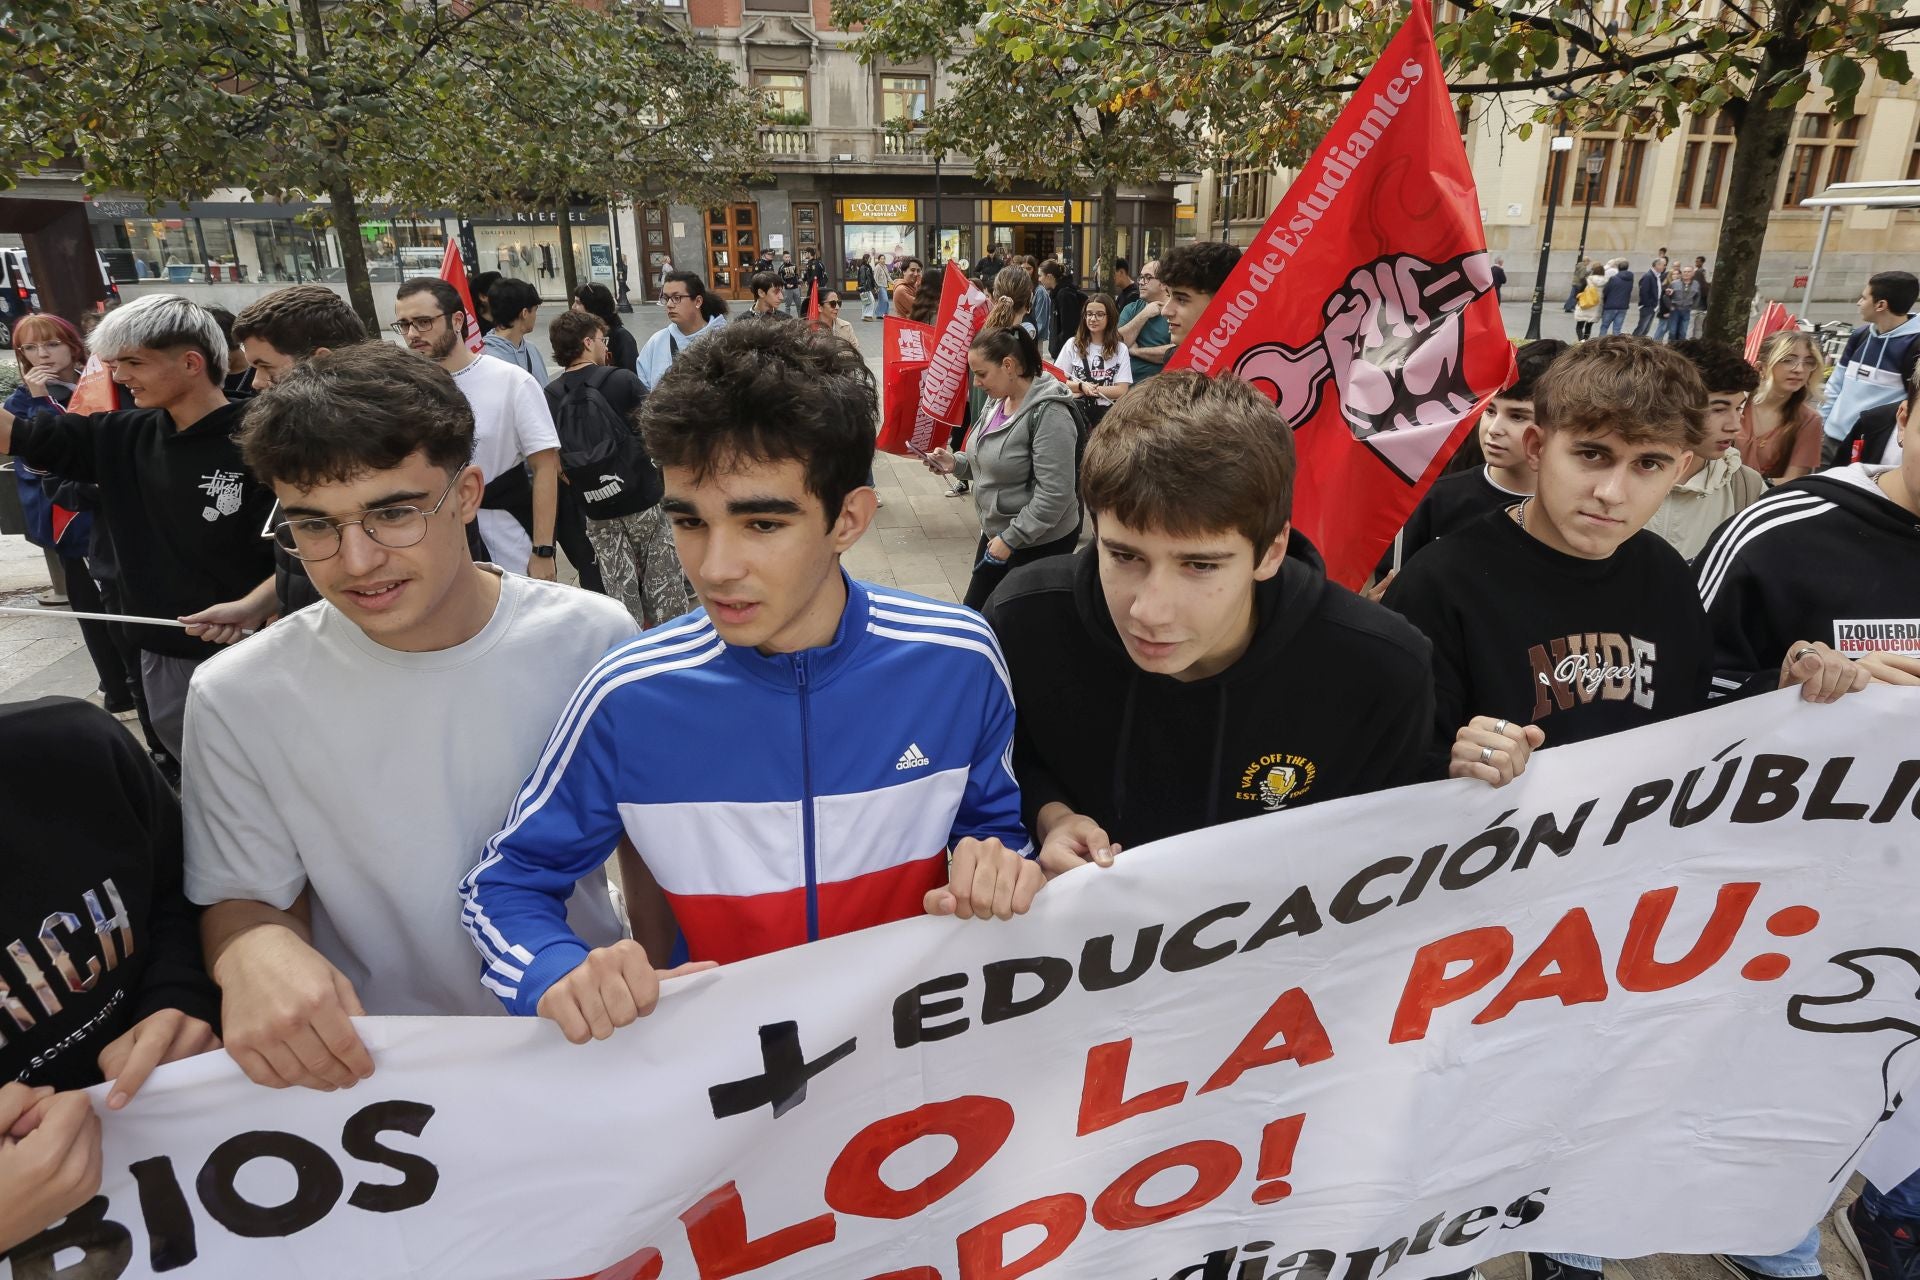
top-left (9, 689), bottom-right (1920, 1280)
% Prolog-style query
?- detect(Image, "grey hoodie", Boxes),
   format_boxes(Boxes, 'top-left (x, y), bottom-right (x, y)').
top-left (954, 373), bottom-right (1081, 549)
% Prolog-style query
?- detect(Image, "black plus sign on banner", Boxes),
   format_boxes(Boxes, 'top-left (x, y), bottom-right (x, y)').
top-left (707, 1022), bottom-right (856, 1120)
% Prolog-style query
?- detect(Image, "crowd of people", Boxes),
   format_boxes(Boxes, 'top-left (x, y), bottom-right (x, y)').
top-left (0, 244), bottom-right (1915, 1280)
top-left (1567, 253), bottom-right (1715, 341)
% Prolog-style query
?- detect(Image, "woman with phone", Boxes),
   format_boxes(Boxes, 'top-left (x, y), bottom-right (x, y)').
top-left (922, 325), bottom-right (1082, 610)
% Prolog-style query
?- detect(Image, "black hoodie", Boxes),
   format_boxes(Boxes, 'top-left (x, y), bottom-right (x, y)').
top-left (9, 402), bottom-right (276, 659)
top-left (0, 699), bottom-right (218, 1088)
top-left (1695, 464), bottom-right (1920, 698)
top-left (984, 537), bottom-right (1434, 850)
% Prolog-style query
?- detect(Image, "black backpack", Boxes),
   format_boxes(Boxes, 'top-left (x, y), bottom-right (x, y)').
top-left (548, 367), bottom-right (649, 520)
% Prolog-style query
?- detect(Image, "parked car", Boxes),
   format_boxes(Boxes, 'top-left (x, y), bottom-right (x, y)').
top-left (0, 248), bottom-right (122, 345)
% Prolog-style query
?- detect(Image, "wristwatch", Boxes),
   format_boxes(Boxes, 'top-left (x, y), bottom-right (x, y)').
top-left (531, 544), bottom-right (557, 559)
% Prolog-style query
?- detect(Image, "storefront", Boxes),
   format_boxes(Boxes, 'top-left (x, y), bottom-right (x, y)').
top-left (87, 199), bottom-right (344, 286)
top-left (835, 198), bottom-right (919, 291)
top-left (470, 209), bottom-right (612, 301)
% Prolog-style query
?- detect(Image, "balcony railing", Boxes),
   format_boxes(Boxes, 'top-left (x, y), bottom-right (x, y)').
top-left (759, 127), bottom-right (811, 157)
top-left (755, 126), bottom-right (954, 165)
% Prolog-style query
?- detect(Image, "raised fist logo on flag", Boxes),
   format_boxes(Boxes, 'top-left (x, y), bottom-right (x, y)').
top-left (1235, 250), bottom-right (1498, 481)
top-left (1165, 0), bottom-right (1514, 588)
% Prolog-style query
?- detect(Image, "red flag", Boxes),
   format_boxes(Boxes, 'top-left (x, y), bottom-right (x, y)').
top-left (439, 240), bottom-right (485, 354)
top-left (1744, 300), bottom-right (1797, 365)
top-left (879, 262), bottom-right (989, 456)
top-left (1165, 0), bottom-right (1513, 589)
top-left (807, 279), bottom-right (820, 326)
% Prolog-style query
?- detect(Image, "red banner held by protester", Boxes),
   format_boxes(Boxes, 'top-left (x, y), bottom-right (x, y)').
top-left (1165, 0), bottom-right (1514, 589)
top-left (440, 241), bottom-right (485, 354)
top-left (879, 261), bottom-right (988, 456)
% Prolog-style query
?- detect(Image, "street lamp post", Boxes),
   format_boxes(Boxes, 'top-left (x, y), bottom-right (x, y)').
top-left (1525, 123), bottom-right (1573, 341)
top-left (1572, 150), bottom-right (1603, 282)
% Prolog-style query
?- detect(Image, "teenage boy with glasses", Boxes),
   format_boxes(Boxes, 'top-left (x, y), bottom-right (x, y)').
top-left (182, 342), bottom-right (637, 1091)
top-left (638, 271), bottom-right (726, 390)
top-left (392, 279), bottom-right (560, 581)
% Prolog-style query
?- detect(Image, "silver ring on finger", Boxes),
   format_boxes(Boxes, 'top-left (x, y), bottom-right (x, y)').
top-left (1492, 718), bottom-right (1509, 735)
top-left (1790, 645), bottom-right (1819, 666)
top-left (1480, 745), bottom-right (1495, 765)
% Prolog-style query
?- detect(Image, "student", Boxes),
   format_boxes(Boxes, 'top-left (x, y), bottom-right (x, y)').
top-left (545, 310), bottom-right (691, 628)
top-left (1157, 241), bottom-right (1245, 346)
top-left (1819, 270), bottom-right (1920, 467)
top-left (393, 278), bottom-right (560, 580)
top-left (480, 277), bottom-right (550, 383)
top-left (232, 284), bottom-right (365, 391)
top-left (1053, 291), bottom-right (1133, 429)
top-left (0, 294), bottom-right (277, 761)
top-left (1385, 336), bottom-right (1711, 777)
top-left (0, 696), bottom-right (227, 1251)
top-left (0, 696), bottom-right (220, 1097)
top-left (747, 270), bottom-right (788, 319)
top-left (892, 258), bottom-right (924, 316)
top-left (637, 270), bottom-right (726, 390)
top-left (1739, 330), bottom-right (1826, 482)
top-left (232, 284), bottom-right (371, 618)
top-left (460, 320), bottom-right (1039, 1043)
top-left (183, 342), bottom-right (635, 1091)
top-left (1696, 357), bottom-right (1920, 701)
top-left (1384, 337), bottom-right (1861, 803)
top-left (1116, 258), bottom-right (1176, 380)
top-left (985, 372), bottom-right (1433, 868)
top-left (1645, 338), bottom-right (1766, 561)
top-left (1387, 335), bottom-right (1862, 1280)
top-left (571, 282), bottom-right (638, 375)
top-left (1390, 339), bottom-right (1565, 568)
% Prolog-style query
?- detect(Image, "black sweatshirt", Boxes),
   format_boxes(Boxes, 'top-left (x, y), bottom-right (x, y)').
top-left (984, 537), bottom-right (1435, 850)
top-left (8, 402), bottom-right (276, 658)
top-left (1399, 466), bottom-right (1529, 562)
top-left (1695, 464), bottom-right (1920, 699)
top-left (0, 699), bottom-right (218, 1088)
top-left (1384, 508), bottom-right (1712, 767)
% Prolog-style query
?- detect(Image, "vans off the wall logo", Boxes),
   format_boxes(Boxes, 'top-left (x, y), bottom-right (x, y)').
top-left (1237, 752), bottom-right (1318, 810)
top-left (199, 470), bottom-right (246, 522)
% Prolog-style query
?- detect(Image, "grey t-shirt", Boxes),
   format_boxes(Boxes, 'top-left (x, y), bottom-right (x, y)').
top-left (182, 570), bottom-right (637, 1015)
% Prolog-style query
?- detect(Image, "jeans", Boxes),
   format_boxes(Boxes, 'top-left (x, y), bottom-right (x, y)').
top-left (1662, 310), bottom-right (1692, 342)
top-left (1724, 1224), bottom-right (1824, 1278)
top-left (1601, 308), bottom-right (1627, 336)
top-left (963, 528), bottom-right (1078, 611)
top-left (874, 288), bottom-right (891, 320)
top-left (1633, 304), bottom-right (1658, 336)
top-left (1862, 1168), bottom-right (1920, 1221)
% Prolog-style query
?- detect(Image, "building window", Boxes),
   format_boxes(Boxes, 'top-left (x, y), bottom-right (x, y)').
top-left (1613, 139), bottom-right (1647, 207)
top-left (1568, 139), bottom-right (1613, 204)
top-left (881, 74), bottom-right (928, 128)
top-left (1676, 142), bottom-right (1700, 209)
top-left (1219, 165), bottom-right (1272, 226)
top-left (751, 70), bottom-right (809, 120)
top-left (1781, 112), bottom-right (1860, 208)
top-left (1675, 111), bottom-right (1735, 209)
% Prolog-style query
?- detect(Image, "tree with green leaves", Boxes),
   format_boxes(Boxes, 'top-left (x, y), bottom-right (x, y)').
top-left (1, 0), bottom-right (762, 329)
top-left (832, 0), bottom-right (1204, 291)
top-left (953, 0), bottom-right (1920, 342)
top-left (404, 4), bottom-right (763, 300)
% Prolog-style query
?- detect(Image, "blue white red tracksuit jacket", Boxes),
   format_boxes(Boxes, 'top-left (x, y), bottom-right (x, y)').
top-left (460, 575), bottom-right (1032, 1015)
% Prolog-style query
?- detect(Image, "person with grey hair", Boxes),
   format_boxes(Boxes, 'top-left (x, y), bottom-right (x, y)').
top-left (0, 294), bottom-right (276, 766)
